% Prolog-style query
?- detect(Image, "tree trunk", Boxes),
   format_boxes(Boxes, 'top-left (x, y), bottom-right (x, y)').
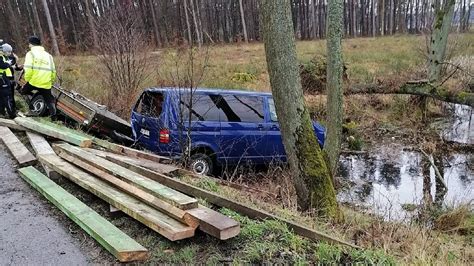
top-left (326, 0), bottom-right (345, 175)
top-left (239, 0), bottom-right (249, 42)
top-left (66, 2), bottom-right (79, 48)
top-left (84, 0), bottom-right (98, 50)
top-left (381, 0), bottom-right (385, 35)
top-left (261, 0), bottom-right (340, 217)
top-left (6, 0), bottom-right (23, 48)
top-left (40, 0), bottom-right (60, 55)
top-left (149, 0), bottom-right (162, 47)
top-left (372, 0), bottom-right (376, 36)
top-left (183, 0), bottom-right (193, 45)
top-left (32, 0), bottom-right (45, 40)
top-left (348, 81), bottom-right (474, 107)
top-left (428, 0), bottom-right (455, 82)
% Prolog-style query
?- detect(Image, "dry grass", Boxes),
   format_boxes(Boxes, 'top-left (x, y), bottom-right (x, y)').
top-left (184, 173), bottom-right (474, 265)
top-left (54, 34), bottom-right (474, 105)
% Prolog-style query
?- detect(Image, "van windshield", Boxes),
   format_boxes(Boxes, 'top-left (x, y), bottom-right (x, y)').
top-left (136, 92), bottom-right (164, 118)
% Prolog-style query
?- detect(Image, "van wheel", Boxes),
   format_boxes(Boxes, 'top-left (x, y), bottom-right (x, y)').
top-left (30, 94), bottom-right (47, 116)
top-left (190, 153), bottom-right (213, 176)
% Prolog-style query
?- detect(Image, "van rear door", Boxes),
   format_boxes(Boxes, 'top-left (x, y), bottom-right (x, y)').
top-left (131, 91), bottom-right (167, 152)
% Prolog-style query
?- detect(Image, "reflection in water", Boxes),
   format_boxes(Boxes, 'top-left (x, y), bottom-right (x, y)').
top-left (338, 147), bottom-right (473, 220)
top-left (441, 104), bottom-right (473, 144)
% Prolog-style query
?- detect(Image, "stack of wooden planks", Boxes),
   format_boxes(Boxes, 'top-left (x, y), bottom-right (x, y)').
top-left (1, 117), bottom-right (359, 261)
top-left (0, 117), bottom-right (241, 262)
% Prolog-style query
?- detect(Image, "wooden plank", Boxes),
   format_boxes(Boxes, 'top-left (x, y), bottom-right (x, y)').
top-left (120, 145), bottom-right (170, 163)
top-left (14, 117), bottom-right (92, 148)
top-left (39, 154), bottom-right (195, 241)
top-left (25, 132), bottom-right (56, 177)
top-left (0, 126), bottom-right (37, 167)
top-left (18, 166), bottom-right (149, 262)
top-left (85, 148), bottom-right (178, 174)
top-left (110, 158), bottom-right (359, 248)
top-left (0, 118), bottom-right (26, 131)
top-left (173, 169), bottom-right (278, 199)
top-left (53, 143), bottom-right (198, 210)
top-left (58, 151), bottom-right (199, 228)
top-left (187, 205), bottom-right (240, 240)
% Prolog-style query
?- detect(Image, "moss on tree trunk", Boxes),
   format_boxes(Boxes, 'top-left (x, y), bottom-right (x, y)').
top-left (261, 0), bottom-right (340, 218)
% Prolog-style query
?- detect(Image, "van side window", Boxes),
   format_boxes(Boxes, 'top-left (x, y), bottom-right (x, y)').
top-left (179, 94), bottom-right (224, 122)
top-left (136, 92), bottom-right (164, 117)
top-left (268, 98), bottom-right (278, 122)
top-left (220, 95), bottom-right (264, 123)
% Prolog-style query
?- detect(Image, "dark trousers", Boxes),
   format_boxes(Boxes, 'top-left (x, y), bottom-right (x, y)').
top-left (0, 78), bottom-right (15, 118)
top-left (21, 83), bottom-right (56, 117)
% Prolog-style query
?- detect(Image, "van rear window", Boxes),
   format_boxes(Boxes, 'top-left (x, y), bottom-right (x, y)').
top-left (220, 95), bottom-right (264, 123)
top-left (136, 92), bottom-right (164, 117)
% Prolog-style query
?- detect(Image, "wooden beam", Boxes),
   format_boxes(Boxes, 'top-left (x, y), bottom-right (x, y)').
top-left (187, 205), bottom-right (240, 240)
top-left (26, 132), bottom-right (56, 177)
top-left (0, 118), bottom-right (26, 131)
top-left (53, 143), bottom-right (198, 210)
top-left (85, 148), bottom-right (178, 174)
top-left (18, 166), bottom-right (149, 262)
top-left (110, 158), bottom-right (359, 248)
top-left (173, 169), bottom-right (278, 199)
top-left (0, 126), bottom-right (37, 167)
top-left (58, 151), bottom-right (199, 228)
top-left (14, 117), bottom-right (92, 148)
top-left (39, 154), bottom-right (195, 241)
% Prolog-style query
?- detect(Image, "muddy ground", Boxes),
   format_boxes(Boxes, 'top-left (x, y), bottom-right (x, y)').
top-left (0, 145), bottom-right (96, 265)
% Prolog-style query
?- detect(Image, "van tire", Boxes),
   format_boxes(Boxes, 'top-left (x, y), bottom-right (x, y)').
top-left (190, 153), bottom-right (213, 176)
top-left (29, 94), bottom-right (47, 116)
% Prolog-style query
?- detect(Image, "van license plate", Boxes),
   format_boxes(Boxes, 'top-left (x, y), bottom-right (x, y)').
top-left (140, 129), bottom-right (150, 136)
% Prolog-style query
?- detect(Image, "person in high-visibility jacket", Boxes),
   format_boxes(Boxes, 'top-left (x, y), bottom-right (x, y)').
top-left (0, 43), bottom-right (16, 118)
top-left (21, 36), bottom-right (57, 117)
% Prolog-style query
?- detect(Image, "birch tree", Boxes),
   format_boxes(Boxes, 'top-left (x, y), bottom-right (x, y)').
top-left (261, 0), bottom-right (340, 218)
top-left (428, 0), bottom-right (455, 82)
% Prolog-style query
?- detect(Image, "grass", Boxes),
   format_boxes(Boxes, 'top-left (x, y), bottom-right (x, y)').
top-left (55, 34), bottom-right (474, 102)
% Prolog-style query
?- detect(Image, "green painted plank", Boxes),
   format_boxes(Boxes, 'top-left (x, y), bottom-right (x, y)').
top-left (0, 126), bottom-right (37, 167)
top-left (39, 154), bottom-right (195, 241)
top-left (18, 166), bottom-right (149, 262)
top-left (14, 117), bottom-right (92, 148)
top-left (53, 143), bottom-right (198, 210)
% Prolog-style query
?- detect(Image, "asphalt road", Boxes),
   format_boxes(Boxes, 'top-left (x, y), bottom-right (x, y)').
top-left (0, 144), bottom-right (90, 265)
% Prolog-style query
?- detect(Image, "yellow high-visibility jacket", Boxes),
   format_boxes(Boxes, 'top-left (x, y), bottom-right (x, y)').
top-left (0, 55), bottom-right (13, 78)
top-left (24, 46), bottom-right (56, 89)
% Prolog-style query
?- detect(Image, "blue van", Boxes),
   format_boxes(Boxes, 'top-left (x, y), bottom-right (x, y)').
top-left (131, 88), bottom-right (325, 175)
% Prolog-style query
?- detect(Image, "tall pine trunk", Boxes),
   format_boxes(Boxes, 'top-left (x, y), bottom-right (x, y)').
top-left (326, 0), bottom-right (345, 175)
top-left (84, 0), bottom-right (98, 51)
top-left (32, 0), bottom-right (45, 40)
top-left (261, 0), bottom-right (340, 218)
top-left (183, 0), bottom-right (193, 45)
top-left (149, 0), bottom-right (162, 47)
top-left (41, 0), bottom-right (60, 55)
top-left (239, 0), bottom-right (249, 42)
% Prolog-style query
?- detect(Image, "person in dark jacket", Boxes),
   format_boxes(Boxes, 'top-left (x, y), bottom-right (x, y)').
top-left (0, 43), bottom-right (18, 118)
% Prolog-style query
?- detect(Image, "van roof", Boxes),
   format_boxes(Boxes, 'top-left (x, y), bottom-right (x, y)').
top-left (143, 87), bottom-right (273, 97)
